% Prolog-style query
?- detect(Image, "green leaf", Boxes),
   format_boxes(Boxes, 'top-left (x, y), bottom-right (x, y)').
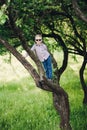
top-left (0, 4), bottom-right (8, 25)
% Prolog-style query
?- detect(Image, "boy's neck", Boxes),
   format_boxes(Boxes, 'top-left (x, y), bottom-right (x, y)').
top-left (36, 43), bottom-right (42, 45)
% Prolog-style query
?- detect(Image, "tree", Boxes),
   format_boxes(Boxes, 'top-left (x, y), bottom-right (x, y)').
top-left (72, 0), bottom-right (87, 103)
top-left (0, 0), bottom-right (72, 130)
top-left (1, 0), bottom-right (87, 129)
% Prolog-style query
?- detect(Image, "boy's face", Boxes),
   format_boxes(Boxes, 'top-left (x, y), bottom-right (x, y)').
top-left (35, 36), bottom-right (42, 44)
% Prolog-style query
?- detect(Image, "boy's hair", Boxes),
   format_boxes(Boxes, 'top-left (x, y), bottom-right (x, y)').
top-left (35, 34), bottom-right (42, 39)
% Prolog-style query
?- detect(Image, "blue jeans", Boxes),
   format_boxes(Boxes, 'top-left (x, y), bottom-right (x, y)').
top-left (42, 56), bottom-right (52, 79)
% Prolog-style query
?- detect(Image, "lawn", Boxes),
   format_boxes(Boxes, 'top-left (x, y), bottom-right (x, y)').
top-left (0, 53), bottom-right (87, 130)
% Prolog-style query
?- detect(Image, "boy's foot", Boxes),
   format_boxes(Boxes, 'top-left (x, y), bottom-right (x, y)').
top-left (48, 79), bottom-right (52, 81)
top-left (39, 80), bottom-right (44, 87)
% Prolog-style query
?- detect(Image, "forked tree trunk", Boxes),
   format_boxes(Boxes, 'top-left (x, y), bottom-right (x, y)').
top-left (0, 38), bottom-right (72, 130)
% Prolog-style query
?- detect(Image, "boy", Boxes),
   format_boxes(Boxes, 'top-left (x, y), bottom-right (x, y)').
top-left (31, 34), bottom-right (52, 80)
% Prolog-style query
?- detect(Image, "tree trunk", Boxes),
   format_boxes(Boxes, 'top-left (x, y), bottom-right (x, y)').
top-left (79, 58), bottom-right (87, 104)
top-left (83, 90), bottom-right (87, 104)
top-left (53, 90), bottom-right (71, 130)
top-left (43, 79), bottom-right (72, 130)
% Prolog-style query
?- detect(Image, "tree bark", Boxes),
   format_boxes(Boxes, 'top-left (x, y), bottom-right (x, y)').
top-left (79, 57), bottom-right (87, 104)
top-left (43, 78), bottom-right (72, 130)
top-left (53, 93), bottom-right (71, 130)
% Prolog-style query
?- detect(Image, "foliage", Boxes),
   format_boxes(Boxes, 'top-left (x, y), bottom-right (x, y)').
top-left (0, 0), bottom-right (87, 54)
top-left (78, 0), bottom-right (87, 15)
top-left (0, 4), bottom-right (8, 25)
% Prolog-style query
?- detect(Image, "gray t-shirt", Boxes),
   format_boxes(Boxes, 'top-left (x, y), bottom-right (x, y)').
top-left (31, 43), bottom-right (50, 62)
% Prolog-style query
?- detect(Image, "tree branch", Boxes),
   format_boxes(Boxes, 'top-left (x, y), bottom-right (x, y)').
top-left (72, 0), bottom-right (87, 23)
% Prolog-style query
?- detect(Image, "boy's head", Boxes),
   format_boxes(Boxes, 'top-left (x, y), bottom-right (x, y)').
top-left (35, 34), bottom-right (42, 44)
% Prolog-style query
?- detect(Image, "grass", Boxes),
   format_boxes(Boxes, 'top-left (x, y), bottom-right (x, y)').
top-left (0, 53), bottom-right (87, 130)
top-left (0, 78), bottom-right (60, 130)
top-left (60, 65), bottom-right (87, 130)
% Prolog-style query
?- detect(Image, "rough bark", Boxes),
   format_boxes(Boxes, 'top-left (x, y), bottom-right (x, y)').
top-left (53, 93), bottom-right (71, 130)
top-left (44, 78), bottom-right (72, 130)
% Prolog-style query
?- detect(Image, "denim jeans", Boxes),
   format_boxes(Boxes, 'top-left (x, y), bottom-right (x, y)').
top-left (42, 56), bottom-right (52, 79)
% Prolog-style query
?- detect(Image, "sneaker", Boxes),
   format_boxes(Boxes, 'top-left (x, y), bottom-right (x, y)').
top-left (39, 80), bottom-right (44, 87)
top-left (48, 79), bottom-right (52, 82)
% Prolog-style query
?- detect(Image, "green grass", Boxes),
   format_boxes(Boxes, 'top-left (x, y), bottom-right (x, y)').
top-left (0, 77), bottom-right (60, 130)
top-left (60, 66), bottom-right (87, 130)
top-left (0, 74), bottom-right (87, 130)
top-left (0, 54), bottom-right (87, 130)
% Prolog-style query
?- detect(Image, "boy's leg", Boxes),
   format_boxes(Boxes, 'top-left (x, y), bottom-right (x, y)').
top-left (46, 56), bottom-right (52, 79)
top-left (42, 60), bottom-right (49, 79)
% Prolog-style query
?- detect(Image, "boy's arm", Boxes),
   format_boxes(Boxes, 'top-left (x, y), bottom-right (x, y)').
top-left (22, 44), bottom-right (35, 58)
top-left (31, 44), bottom-right (37, 55)
top-left (31, 44), bottom-right (35, 51)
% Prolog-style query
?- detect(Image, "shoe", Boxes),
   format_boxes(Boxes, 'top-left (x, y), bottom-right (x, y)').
top-left (48, 79), bottom-right (52, 81)
top-left (39, 80), bottom-right (44, 87)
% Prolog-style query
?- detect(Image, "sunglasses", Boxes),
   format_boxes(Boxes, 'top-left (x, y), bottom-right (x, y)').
top-left (35, 39), bottom-right (42, 41)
